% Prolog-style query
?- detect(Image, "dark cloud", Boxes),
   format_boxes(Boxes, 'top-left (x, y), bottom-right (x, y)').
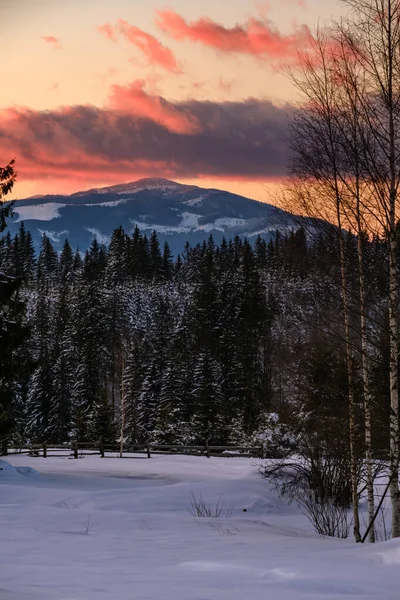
top-left (0, 97), bottom-right (292, 185)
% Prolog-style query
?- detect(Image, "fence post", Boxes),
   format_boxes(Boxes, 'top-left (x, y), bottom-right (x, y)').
top-left (1, 438), bottom-right (8, 456)
top-left (99, 436), bottom-right (105, 458)
top-left (205, 439), bottom-right (210, 458)
top-left (147, 443), bottom-right (151, 458)
top-left (259, 443), bottom-right (265, 459)
top-left (73, 440), bottom-right (78, 459)
top-left (43, 441), bottom-right (47, 458)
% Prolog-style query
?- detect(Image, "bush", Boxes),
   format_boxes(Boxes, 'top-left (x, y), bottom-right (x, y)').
top-left (189, 493), bottom-right (233, 518)
top-left (262, 451), bottom-right (356, 538)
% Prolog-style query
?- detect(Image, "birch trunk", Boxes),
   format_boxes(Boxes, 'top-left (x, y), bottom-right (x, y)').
top-left (387, 0), bottom-right (400, 538)
top-left (120, 355), bottom-right (125, 459)
top-left (357, 233), bottom-right (375, 542)
top-left (339, 231), bottom-right (361, 542)
top-left (388, 232), bottom-right (400, 537)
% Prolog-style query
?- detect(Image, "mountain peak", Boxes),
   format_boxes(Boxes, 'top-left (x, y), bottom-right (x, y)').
top-left (80, 177), bottom-right (189, 197)
top-left (11, 178), bottom-right (299, 256)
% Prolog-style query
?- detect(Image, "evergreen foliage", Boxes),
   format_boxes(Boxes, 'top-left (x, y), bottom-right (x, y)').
top-left (0, 218), bottom-right (394, 459)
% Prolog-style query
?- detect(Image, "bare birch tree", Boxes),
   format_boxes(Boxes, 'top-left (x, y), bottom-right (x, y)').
top-left (285, 29), bottom-right (362, 542)
top-left (339, 0), bottom-right (400, 538)
top-left (330, 36), bottom-right (377, 542)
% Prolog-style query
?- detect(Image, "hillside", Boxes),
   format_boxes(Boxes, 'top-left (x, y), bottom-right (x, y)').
top-left (10, 178), bottom-right (300, 253)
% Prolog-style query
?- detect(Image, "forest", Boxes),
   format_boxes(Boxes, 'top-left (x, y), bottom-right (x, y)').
top-left (0, 220), bottom-right (391, 462)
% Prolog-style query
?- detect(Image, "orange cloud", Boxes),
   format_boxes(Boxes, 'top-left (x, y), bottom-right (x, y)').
top-left (42, 35), bottom-right (61, 49)
top-left (107, 80), bottom-right (201, 134)
top-left (156, 10), bottom-right (311, 63)
top-left (98, 19), bottom-right (180, 72)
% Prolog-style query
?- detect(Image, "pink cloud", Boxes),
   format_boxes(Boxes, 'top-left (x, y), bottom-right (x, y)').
top-left (42, 35), bottom-right (61, 49)
top-left (156, 10), bottom-right (311, 64)
top-left (97, 24), bottom-right (117, 42)
top-left (97, 19), bottom-right (180, 72)
top-left (107, 80), bottom-right (200, 134)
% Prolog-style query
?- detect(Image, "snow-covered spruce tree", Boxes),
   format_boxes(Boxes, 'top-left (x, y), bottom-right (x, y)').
top-left (153, 343), bottom-right (192, 445)
top-left (25, 234), bottom-right (62, 440)
top-left (10, 223), bottom-right (36, 284)
top-left (137, 361), bottom-right (161, 441)
top-left (0, 161), bottom-right (31, 452)
top-left (123, 341), bottom-right (144, 445)
top-left (216, 268), bottom-right (242, 435)
top-left (71, 238), bottom-right (113, 441)
top-left (25, 278), bottom-right (55, 440)
top-left (47, 242), bottom-right (76, 442)
top-left (135, 291), bottom-right (174, 441)
top-left (149, 230), bottom-right (163, 281)
top-left (105, 226), bottom-right (133, 420)
top-left (59, 238), bottom-right (74, 282)
top-left (162, 241), bottom-right (174, 281)
top-left (189, 244), bottom-right (225, 442)
top-left (37, 233), bottom-right (59, 282)
top-left (191, 350), bottom-right (224, 444)
top-left (128, 225), bottom-right (149, 279)
top-left (232, 239), bottom-right (271, 434)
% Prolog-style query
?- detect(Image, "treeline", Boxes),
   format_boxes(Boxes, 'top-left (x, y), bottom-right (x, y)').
top-left (1, 224), bottom-right (273, 445)
top-left (0, 220), bottom-right (393, 458)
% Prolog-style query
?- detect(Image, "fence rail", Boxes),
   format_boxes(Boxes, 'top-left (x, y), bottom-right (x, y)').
top-left (2, 440), bottom-right (267, 460)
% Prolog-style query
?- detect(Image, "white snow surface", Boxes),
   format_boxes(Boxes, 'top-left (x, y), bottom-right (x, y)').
top-left (131, 213), bottom-right (248, 235)
top-left (83, 198), bottom-right (129, 207)
top-left (38, 229), bottom-right (69, 244)
top-left (94, 178), bottom-right (186, 195)
top-left (14, 203), bottom-right (66, 222)
top-left (0, 454), bottom-right (399, 600)
top-left (85, 228), bottom-right (111, 245)
top-left (183, 195), bottom-right (207, 207)
top-left (0, 459), bottom-right (40, 481)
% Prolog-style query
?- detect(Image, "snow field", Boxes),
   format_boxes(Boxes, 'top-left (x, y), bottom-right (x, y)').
top-left (0, 454), bottom-right (399, 600)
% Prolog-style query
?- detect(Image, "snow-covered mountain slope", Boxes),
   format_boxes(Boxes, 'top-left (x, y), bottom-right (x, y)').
top-left (10, 178), bottom-right (303, 253)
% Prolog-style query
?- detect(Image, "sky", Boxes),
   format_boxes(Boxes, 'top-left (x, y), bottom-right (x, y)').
top-left (0, 0), bottom-right (344, 202)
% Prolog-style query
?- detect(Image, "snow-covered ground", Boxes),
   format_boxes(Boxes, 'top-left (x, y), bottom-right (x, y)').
top-left (1, 454), bottom-right (399, 600)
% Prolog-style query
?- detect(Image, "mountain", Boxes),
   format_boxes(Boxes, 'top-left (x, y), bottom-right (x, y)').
top-left (8, 178), bottom-right (303, 254)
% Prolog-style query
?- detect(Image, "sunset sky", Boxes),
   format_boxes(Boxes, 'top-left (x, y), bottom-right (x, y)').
top-left (1, 0), bottom-right (344, 202)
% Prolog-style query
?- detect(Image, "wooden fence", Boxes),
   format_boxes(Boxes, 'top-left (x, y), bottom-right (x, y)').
top-left (3, 439), bottom-right (267, 460)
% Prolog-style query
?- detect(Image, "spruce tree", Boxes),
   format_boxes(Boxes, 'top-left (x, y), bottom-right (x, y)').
top-left (0, 160), bottom-right (30, 452)
top-left (25, 277), bottom-right (54, 440)
top-left (37, 233), bottom-right (59, 281)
